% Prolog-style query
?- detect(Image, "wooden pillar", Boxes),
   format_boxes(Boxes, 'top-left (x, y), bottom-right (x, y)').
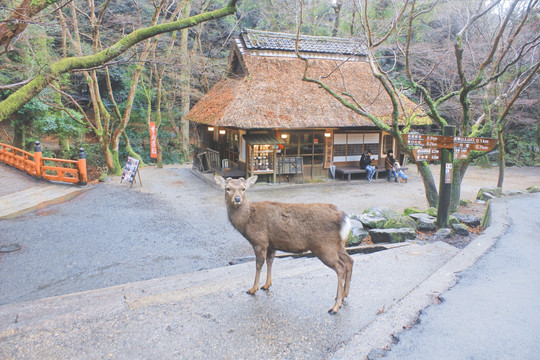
top-left (272, 148), bottom-right (277, 184)
top-left (78, 147), bottom-right (88, 186)
top-left (436, 125), bottom-right (456, 228)
top-left (34, 141), bottom-right (42, 178)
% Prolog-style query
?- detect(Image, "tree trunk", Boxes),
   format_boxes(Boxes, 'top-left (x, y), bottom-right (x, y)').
top-left (122, 131), bottom-right (143, 163)
top-left (0, 0), bottom-right (239, 123)
top-left (0, 0), bottom-right (61, 49)
top-left (450, 159), bottom-right (470, 212)
top-left (416, 161), bottom-right (438, 207)
top-left (179, 1), bottom-right (192, 162)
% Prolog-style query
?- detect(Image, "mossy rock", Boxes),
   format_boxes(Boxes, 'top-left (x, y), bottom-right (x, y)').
top-left (362, 207), bottom-right (400, 221)
top-left (477, 187), bottom-right (502, 200)
top-left (448, 215), bottom-right (460, 226)
top-left (98, 173), bottom-right (109, 182)
top-left (384, 216), bottom-right (417, 229)
top-left (403, 207), bottom-right (424, 216)
top-left (459, 199), bottom-right (471, 207)
top-left (347, 228), bottom-right (370, 247)
top-left (426, 207), bottom-right (438, 217)
top-left (527, 185), bottom-right (540, 193)
top-left (417, 217), bottom-right (436, 231)
top-left (369, 228), bottom-right (417, 243)
top-left (451, 223), bottom-right (470, 236)
top-left (481, 200), bottom-right (492, 228)
top-left (358, 214), bottom-right (387, 229)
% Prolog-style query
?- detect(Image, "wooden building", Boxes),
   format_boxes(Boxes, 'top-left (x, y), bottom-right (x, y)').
top-left (187, 29), bottom-right (428, 182)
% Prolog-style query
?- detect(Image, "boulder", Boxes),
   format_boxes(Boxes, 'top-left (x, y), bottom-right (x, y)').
top-left (384, 215), bottom-right (417, 230)
top-left (527, 185), bottom-right (540, 193)
top-left (481, 200), bottom-right (492, 228)
top-left (452, 223), bottom-right (470, 236)
top-left (347, 218), bottom-right (369, 246)
top-left (426, 207), bottom-right (438, 217)
top-left (408, 212), bottom-right (434, 221)
top-left (448, 215), bottom-right (460, 226)
top-left (347, 228), bottom-right (370, 247)
top-left (477, 187), bottom-right (502, 201)
top-left (403, 207), bottom-right (425, 216)
top-left (417, 217), bottom-right (436, 231)
top-left (358, 213), bottom-right (387, 229)
top-left (363, 207), bottom-right (400, 221)
top-left (453, 213), bottom-right (481, 227)
top-left (369, 228), bottom-right (416, 244)
top-left (434, 228), bottom-right (452, 239)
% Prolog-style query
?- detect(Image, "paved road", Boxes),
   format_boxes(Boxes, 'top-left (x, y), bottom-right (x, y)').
top-left (380, 194), bottom-right (540, 359)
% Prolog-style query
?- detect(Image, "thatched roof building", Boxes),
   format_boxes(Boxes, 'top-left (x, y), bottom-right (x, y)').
top-left (188, 29), bottom-right (426, 129)
top-left (187, 29), bottom-right (427, 182)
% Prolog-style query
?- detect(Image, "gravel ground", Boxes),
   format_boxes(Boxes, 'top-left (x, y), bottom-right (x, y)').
top-left (0, 163), bottom-right (538, 305)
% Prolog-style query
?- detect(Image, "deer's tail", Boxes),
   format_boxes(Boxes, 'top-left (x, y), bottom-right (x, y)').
top-left (339, 213), bottom-right (351, 244)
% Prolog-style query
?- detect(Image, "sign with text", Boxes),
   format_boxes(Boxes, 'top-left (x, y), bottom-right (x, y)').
top-left (445, 163), bottom-right (453, 184)
top-left (412, 148), bottom-right (441, 161)
top-left (121, 157), bottom-right (140, 183)
top-left (403, 134), bottom-right (497, 151)
top-left (403, 133), bottom-right (497, 162)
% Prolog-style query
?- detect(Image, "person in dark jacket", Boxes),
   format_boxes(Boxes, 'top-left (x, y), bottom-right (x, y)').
top-left (360, 150), bottom-right (375, 182)
top-left (385, 149), bottom-right (398, 182)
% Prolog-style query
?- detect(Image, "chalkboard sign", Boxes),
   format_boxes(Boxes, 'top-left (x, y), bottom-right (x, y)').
top-left (121, 157), bottom-right (141, 187)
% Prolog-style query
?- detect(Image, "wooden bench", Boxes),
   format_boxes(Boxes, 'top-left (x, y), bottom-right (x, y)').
top-left (335, 166), bottom-right (408, 181)
top-left (213, 167), bottom-right (246, 179)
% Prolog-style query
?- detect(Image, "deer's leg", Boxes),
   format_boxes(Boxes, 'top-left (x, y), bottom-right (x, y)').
top-left (339, 248), bottom-right (354, 298)
top-left (247, 246), bottom-right (267, 295)
top-left (262, 248), bottom-right (276, 291)
top-left (314, 249), bottom-right (346, 315)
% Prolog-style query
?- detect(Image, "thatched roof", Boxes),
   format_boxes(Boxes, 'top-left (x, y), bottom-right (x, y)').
top-left (187, 31), bottom-right (428, 130)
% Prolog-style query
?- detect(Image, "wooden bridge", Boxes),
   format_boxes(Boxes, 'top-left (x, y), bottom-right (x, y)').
top-left (0, 141), bottom-right (87, 185)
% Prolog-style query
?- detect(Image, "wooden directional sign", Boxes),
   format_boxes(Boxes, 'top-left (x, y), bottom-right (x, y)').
top-left (403, 134), bottom-right (453, 148)
top-left (413, 148), bottom-right (441, 161)
top-left (403, 133), bottom-right (497, 162)
top-left (403, 134), bottom-right (497, 151)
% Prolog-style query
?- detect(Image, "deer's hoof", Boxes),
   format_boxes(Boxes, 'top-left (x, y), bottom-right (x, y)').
top-left (261, 285), bottom-right (271, 291)
top-left (328, 308), bottom-right (338, 315)
top-left (246, 289), bottom-right (257, 295)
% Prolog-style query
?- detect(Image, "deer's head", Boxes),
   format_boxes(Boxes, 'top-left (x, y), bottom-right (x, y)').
top-left (214, 175), bottom-right (258, 207)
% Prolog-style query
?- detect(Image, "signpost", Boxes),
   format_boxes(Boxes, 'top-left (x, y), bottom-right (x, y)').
top-left (403, 128), bottom-right (497, 228)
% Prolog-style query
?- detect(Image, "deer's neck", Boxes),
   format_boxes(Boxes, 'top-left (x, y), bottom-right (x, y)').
top-left (227, 202), bottom-right (251, 235)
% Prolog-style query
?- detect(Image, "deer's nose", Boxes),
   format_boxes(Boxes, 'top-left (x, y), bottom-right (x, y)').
top-left (234, 195), bottom-right (242, 203)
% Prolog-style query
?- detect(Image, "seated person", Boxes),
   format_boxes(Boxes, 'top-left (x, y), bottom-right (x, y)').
top-left (360, 150), bottom-right (375, 182)
top-left (385, 149), bottom-right (398, 182)
top-left (395, 161), bottom-right (408, 183)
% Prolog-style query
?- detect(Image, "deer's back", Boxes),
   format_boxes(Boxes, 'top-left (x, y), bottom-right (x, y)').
top-left (244, 201), bottom-right (345, 253)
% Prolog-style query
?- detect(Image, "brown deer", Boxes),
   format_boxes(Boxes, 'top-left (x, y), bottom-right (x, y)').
top-left (214, 175), bottom-right (353, 314)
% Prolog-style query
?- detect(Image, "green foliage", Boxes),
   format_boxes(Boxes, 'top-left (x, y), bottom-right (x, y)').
top-left (504, 126), bottom-right (539, 166)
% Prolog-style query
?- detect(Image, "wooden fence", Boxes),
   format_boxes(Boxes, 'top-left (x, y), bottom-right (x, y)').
top-left (0, 141), bottom-right (87, 185)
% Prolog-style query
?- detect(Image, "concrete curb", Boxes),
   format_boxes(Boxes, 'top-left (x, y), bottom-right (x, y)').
top-left (330, 198), bottom-right (509, 359)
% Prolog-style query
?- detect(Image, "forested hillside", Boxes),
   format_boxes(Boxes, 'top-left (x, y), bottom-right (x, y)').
top-left (1, 0), bottom-right (538, 180)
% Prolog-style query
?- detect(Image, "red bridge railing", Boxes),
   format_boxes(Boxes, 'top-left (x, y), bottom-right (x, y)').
top-left (0, 141), bottom-right (87, 185)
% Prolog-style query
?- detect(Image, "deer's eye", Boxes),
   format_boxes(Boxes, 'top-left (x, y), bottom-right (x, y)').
top-left (226, 187), bottom-right (231, 192)
top-left (242, 187), bottom-right (246, 192)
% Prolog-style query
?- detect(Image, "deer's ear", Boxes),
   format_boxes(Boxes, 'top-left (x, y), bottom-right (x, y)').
top-left (245, 176), bottom-right (258, 189)
top-left (214, 175), bottom-right (226, 189)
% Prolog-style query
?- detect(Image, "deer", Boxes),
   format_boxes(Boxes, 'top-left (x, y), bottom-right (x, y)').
top-left (214, 175), bottom-right (354, 314)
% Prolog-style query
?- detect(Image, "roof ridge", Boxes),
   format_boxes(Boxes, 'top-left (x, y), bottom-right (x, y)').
top-left (241, 28), bottom-right (367, 56)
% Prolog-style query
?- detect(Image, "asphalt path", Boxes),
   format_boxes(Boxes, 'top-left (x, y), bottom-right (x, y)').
top-left (380, 194), bottom-right (540, 359)
top-left (0, 169), bottom-right (250, 305)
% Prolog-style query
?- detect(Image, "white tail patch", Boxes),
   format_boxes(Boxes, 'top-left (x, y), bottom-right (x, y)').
top-left (340, 215), bottom-right (351, 243)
